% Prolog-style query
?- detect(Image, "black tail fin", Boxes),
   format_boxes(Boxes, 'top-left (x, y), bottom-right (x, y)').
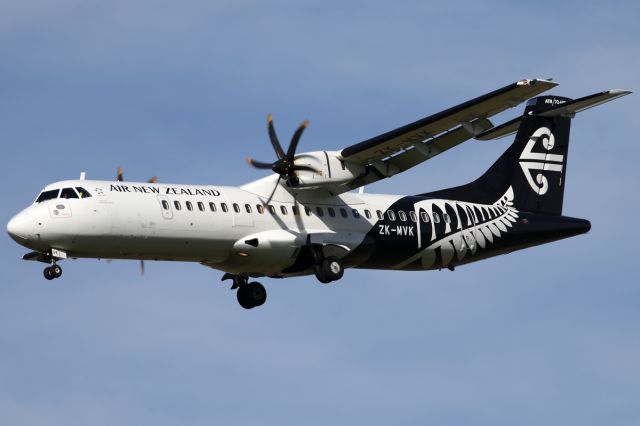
top-left (422, 95), bottom-right (572, 215)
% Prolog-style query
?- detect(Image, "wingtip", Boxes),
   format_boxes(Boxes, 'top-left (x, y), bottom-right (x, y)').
top-left (608, 89), bottom-right (632, 96)
top-left (518, 78), bottom-right (559, 87)
top-left (267, 113), bottom-right (273, 123)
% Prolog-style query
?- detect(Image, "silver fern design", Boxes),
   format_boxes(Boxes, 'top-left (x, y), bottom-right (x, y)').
top-left (395, 186), bottom-right (519, 269)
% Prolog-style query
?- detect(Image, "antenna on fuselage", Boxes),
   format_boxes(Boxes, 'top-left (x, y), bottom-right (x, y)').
top-left (80, 172), bottom-right (86, 180)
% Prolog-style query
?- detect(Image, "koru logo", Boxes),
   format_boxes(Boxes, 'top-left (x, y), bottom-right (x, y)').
top-left (519, 127), bottom-right (564, 195)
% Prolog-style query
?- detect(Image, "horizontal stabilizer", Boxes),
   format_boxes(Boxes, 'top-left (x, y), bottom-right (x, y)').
top-left (475, 116), bottom-right (522, 141)
top-left (536, 89), bottom-right (631, 118)
top-left (475, 89), bottom-right (631, 141)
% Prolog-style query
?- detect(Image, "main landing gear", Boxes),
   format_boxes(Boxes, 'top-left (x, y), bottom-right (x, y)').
top-left (43, 263), bottom-right (62, 280)
top-left (222, 274), bottom-right (267, 310)
top-left (313, 255), bottom-right (344, 284)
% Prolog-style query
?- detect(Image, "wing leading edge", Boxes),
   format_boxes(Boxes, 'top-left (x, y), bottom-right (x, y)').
top-left (338, 78), bottom-right (558, 190)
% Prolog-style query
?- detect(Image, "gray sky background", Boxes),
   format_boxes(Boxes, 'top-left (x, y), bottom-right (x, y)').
top-left (1, 1), bottom-right (639, 425)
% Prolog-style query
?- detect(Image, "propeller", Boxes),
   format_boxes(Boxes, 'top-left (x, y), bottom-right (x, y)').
top-left (246, 114), bottom-right (320, 188)
top-left (116, 166), bottom-right (157, 185)
top-left (114, 166), bottom-right (158, 275)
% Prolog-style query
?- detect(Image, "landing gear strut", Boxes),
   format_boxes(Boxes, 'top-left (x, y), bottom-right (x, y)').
top-left (222, 274), bottom-right (267, 309)
top-left (43, 264), bottom-right (62, 280)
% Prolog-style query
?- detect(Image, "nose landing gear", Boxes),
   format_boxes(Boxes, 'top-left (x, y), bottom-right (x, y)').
top-left (43, 264), bottom-right (62, 280)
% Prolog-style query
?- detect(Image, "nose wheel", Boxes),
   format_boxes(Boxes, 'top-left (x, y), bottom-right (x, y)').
top-left (43, 264), bottom-right (62, 280)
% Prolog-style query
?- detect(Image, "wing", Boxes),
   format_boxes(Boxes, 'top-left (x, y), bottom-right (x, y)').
top-left (339, 78), bottom-right (558, 189)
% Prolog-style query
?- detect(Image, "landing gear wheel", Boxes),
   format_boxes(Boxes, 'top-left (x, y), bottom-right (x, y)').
top-left (248, 282), bottom-right (267, 307)
top-left (314, 256), bottom-right (344, 283)
top-left (314, 264), bottom-right (331, 284)
top-left (324, 257), bottom-right (344, 281)
top-left (51, 265), bottom-right (62, 278)
top-left (236, 282), bottom-right (267, 309)
top-left (43, 267), bottom-right (55, 280)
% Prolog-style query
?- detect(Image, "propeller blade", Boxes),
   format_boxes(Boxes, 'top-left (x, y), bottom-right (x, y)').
top-left (267, 113), bottom-right (286, 159)
top-left (140, 260), bottom-right (145, 276)
top-left (292, 164), bottom-right (320, 174)
top-left (148, 176), bottom-right (158, 183)
top-left (246, 157), bottom-right (275, 169)
top-left (286, 120), bottom-right (309, 159)
top-left (263, 176), bottom-right (281, 206)
top-left (117, 166), bottom-right (124, 181)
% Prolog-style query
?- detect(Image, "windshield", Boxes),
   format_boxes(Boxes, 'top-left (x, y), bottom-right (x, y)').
top-left (75, 187), bottom-right (92, 198)
top-left (35, 189), bottom-right (60, 203)
top-left (60, 188), bottom-right (78, 199)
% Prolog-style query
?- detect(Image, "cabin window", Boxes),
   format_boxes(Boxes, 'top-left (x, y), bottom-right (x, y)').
top-left (268, 205), bottom-right (276, 215)
top-left (161, 200), bottom-right (170, 210)
top-left (245, 204), bottom-right (252, 213)
top-left (376, 210), bottom-right (384, 220)
top-left (60, 188), bottom-right (79, 199)
top-left (304, 206), bottom-right (312, 216)
top-left (221, 203), bottom-right (228, 213)
top-left (197, 201), bottom-right (205, 212)
top-left (328, 207), bottom-right (336, 217)
top-left (75, 187), bottom-right (92, 198)
top-left (352, 209), bottom-right (360, 218)
top-left (233, 203), bottom-right (240, 213)
top-left (340, 208), bottom-right (348, 218)
top-left (409, 211), bottom-right (417, 222)
top-left (256, 204), bottom-right (264, 214)
top-left (209, 202), bottom-right (217, 212)
top-left (174, 201), bottom-right (182, 211)
top-left (186, 201), bottom-right (193, 211)
top-left (292, 206), bottom-right (300, 216)
top-left (364, 209), bottom-right (372, 219)
top-left (316, 207), bottom-right (324, 217)
top-left (280, 205), bottom-right (288, 215)
top-left (433, 213), bottom-right (440, 223)
top-left (420, 211), bottom-right (430, 222)
top-left (398, 211), bottom-right (407, 221)
top-left (386, 210), bottom-right (396, 221)
top-left (36, 189), bottom-right (60, 203)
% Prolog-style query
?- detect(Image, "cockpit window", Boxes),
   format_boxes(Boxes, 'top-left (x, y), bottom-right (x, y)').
top-left (75, 187), bottom-right (92, 198)
top-left (60, 188), bottom-right (79, 199)
top-left (35, 189), bottom-right (60, 203)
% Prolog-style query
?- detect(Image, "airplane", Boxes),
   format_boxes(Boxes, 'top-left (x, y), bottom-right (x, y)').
top-left (6, 78), bottom-right (630, 309)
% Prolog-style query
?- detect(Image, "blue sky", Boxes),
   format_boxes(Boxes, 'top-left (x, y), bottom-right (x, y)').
top-left (1, 1), bottom-right (639, 424)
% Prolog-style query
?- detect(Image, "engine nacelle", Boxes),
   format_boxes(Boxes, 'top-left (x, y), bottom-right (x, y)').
top-left (289, 150), bottom-right (365, 190)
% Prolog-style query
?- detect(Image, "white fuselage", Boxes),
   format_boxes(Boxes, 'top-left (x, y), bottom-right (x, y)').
top-left (8, 179), bottom-right (400, 277)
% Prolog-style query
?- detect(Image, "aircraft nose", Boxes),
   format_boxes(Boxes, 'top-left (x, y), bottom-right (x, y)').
top-left (7, 212), bottom-right (32, 242)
